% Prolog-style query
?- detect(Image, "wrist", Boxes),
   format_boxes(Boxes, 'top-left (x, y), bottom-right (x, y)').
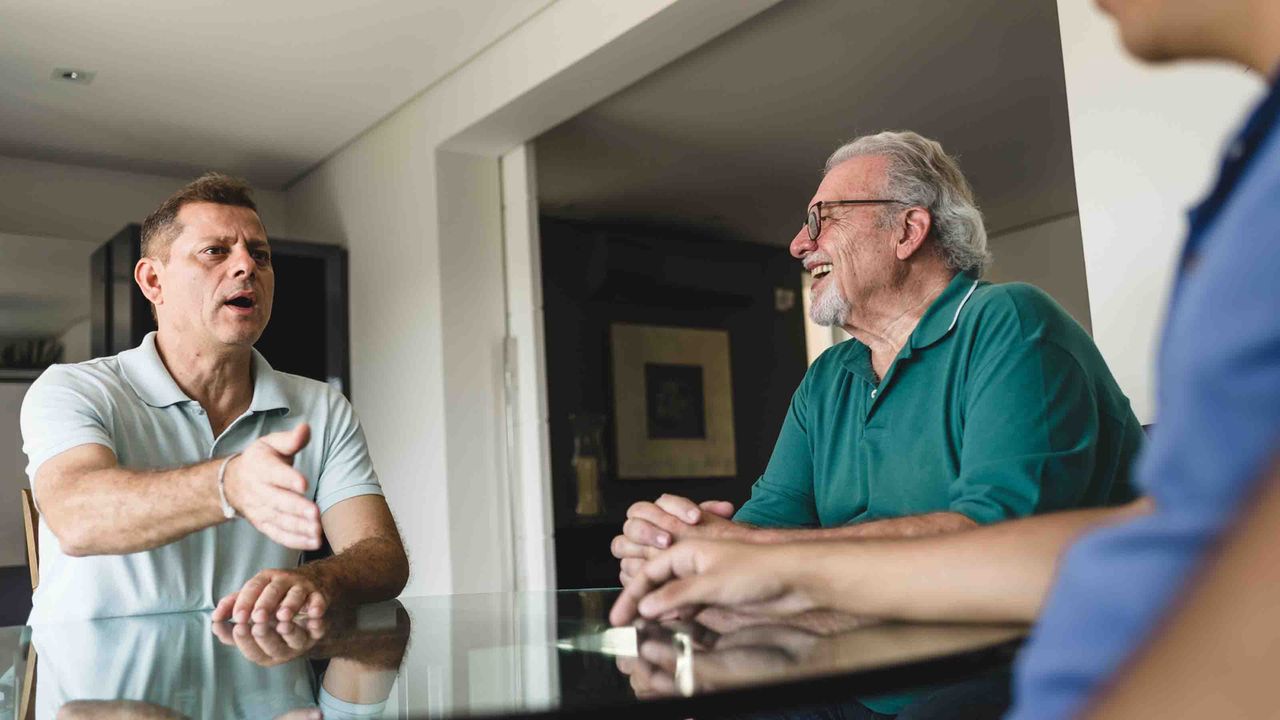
top-left (216, 453), bottom-right (242, 519)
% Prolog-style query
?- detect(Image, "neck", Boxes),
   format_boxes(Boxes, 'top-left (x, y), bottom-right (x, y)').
top-left (843, 267), bottom-right (956, 360)
top-left (1220, 2), bottom-right (1280, 76)
top-left (153, 329), bottom-right (255, 419)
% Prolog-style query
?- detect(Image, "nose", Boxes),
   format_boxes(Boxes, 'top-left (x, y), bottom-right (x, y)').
top-left (228, 244), bottom-right (257, 279)
top-left (789, 225), bottom-right (814, 259)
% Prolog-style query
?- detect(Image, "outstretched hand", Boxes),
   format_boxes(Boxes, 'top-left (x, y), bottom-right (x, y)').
top-left (223, 424), bottom-right (322, 551)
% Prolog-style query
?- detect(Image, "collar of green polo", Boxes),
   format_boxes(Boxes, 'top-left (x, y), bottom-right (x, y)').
top-left (907, 271), bottom-right (982, 352)
top-left (120, 331), bottom-right (291, 415)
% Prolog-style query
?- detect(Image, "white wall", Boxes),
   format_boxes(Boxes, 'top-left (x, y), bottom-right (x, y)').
top-left (0, 155), bottom-right (291, 243)
top-left (0, 383), bottom-right (31, 567)
top-left (986, 214), bottom-right (1092, 334)
top-left (1056, 2), bottom-right (1262, 423)
top-left (286, 0), bottom-right (782, 596)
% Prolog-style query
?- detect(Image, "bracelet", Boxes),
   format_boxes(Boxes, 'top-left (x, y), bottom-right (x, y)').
top-left (217, 453), bottom-right (241, 519)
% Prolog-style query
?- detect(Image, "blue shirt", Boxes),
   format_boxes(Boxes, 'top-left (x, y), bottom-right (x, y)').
top-left (1008, 80), bottom-right (1280, 718)
top-left (21, 332), bottom-right (383, 623)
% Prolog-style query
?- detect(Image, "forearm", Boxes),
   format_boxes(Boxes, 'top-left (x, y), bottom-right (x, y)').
top-left (793, 502), bottom-right (1148, 623)
top-left (41, 461), bottom-right (225, 556)
top-left (748, 511), bottom-right (977, 543)
top-left (302, 536), bottom-right (409, 608)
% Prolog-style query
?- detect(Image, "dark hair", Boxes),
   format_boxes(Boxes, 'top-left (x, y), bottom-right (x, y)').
top-left (140, 172), bottom-right (259, 260)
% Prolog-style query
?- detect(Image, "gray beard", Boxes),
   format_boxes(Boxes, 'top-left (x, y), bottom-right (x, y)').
top-left (809, 282), bottom-right (850, 327)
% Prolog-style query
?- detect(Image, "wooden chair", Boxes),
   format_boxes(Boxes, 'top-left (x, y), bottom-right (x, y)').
top-left (18, 489), bottom-right (38, 720)
top-left (20, 488), bottom-right (38, 591)
top-left (18, 486), bottom-right (38, 717)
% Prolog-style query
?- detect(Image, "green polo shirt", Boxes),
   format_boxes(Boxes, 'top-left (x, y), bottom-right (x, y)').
top-left (737, 272), bottom-right (1142, 713)
top-left (738, 271), bottom-right (1141, 531)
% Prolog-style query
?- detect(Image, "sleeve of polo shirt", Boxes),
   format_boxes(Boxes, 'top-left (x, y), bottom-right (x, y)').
top-left (734, 373), bottom-right (821, 528)
top-left (315, 389), bottom-right (384, 513)
top-left (20, 365), bottom-right (116, 487)
top-left (950, 298), bottom-right (1102, 525)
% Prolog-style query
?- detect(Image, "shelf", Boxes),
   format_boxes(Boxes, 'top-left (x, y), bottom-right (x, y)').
top-left (0, 368), bottom-right (44, 383)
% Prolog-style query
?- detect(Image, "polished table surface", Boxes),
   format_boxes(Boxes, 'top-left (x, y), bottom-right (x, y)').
top-left (0, 590), bottom-right (1025, 719)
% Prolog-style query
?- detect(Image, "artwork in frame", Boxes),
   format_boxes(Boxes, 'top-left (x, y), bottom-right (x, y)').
top-left (610, 323), bottom-right (736, 479)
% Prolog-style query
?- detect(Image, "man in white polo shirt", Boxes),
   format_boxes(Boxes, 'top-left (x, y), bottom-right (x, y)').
top-left (20, 172), bottom-right (409, 624)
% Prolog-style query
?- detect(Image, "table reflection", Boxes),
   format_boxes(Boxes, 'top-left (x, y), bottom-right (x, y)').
top-left (610, 615), bottom-right (1023, 701)
top-left (32, 603), bottom-right (408, 720)
top-left (1, 591), bottom-right (1023, 720)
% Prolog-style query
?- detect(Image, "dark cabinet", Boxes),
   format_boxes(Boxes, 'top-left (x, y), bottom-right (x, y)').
top-left (90, 225), bottom-right (351, 397)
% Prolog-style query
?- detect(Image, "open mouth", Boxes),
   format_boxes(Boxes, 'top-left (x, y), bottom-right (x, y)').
top-left (810, 263), bottom-right (833, 280)
top-left (224, 295), bottom-right (256, 310)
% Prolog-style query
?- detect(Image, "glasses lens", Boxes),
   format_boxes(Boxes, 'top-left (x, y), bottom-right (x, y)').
top-left (807, 207), bottom-right (820, 241)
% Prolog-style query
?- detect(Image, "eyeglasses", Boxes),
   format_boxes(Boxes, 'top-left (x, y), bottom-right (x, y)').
top-left (806, 199), bottom-right (909, 241)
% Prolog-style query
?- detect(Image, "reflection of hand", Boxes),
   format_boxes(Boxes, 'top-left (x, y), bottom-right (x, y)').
top-left (612, 495), bottom-right (740, 584)
top-left (696, 606), bottom-right (871, 636)
top-left (614, 621), bottom-right (825, 699)
top-left (610, 540), bottom-right (816, 626)
top-left (212, 616), bottom-right (328, 667)
top-left (222, 424), bottom-right (323, 551)
top-left (211, 567), bottom-right (330, 624)
top-left (56, 699), bottom-right (189, 720)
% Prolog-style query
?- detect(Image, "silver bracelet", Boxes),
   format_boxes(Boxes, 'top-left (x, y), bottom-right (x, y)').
top-left (217, 452), bottom-right (241, 519)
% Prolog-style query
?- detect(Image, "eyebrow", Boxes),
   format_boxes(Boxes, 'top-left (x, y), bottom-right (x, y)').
top-left (201, 235), bottom-right (270, 248)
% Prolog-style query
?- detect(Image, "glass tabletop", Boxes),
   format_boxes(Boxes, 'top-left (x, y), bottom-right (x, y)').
top-left (0, 590), bottom-right (1025, 719)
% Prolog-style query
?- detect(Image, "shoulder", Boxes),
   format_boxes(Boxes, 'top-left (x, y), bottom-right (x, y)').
top-left (961, 281), bottom-right (1084, 345)
top-left (24, 357), bottom-right (127, 405)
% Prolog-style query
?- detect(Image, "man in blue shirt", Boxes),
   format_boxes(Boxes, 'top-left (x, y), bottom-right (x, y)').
top-left (610, 0), bottom-right (1280, 717)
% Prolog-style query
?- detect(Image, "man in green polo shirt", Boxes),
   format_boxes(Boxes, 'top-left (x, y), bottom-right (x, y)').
top-left (610, 131), bottom-right (1142, 717)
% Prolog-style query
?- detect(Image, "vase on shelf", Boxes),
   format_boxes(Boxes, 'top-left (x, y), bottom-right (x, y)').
top-left (570, 412), bottom-right (607, 518)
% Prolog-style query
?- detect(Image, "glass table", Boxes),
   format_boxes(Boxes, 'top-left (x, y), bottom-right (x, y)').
top-left (0, 590), bottom-right (1025, 719)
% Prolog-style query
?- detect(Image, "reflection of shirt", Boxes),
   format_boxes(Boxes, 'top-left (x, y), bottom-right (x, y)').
top-left (1009, 79), bottom-right (1280, 719)
top-left (33, 612), bottom-right (316, 720)
top-left (20, 332), bottom-right (383, 624)
top-left (736, 271), bottom-right (1141, 531)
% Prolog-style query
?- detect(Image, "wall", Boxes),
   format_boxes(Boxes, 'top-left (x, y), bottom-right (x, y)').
top-left (1056, 1), bottom-right (1262, 422)
top-left (0, 383), bottom-right (30, 567)
top-left (986, 214), bottom-right (1092, 334)
top-left (286, 0), bottom-right (782, 597)
top-left (0, 155), bottom-right (290, 243)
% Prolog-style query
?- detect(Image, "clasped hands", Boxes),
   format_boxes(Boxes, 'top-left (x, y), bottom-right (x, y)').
top-left (608, 494), bottom-right (823, 629)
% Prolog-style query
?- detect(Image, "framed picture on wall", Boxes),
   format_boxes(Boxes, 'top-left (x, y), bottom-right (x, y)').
top-left (610, 323), bottom-right (736, 479)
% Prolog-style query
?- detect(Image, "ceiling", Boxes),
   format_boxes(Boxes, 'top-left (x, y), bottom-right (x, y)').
top-left (535, 0), bottom-right (1078, 248)
top-left (0, 0), bottom-right (550, 188)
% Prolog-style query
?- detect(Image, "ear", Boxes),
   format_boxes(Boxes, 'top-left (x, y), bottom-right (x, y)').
top-left (134, 257), bottom-right (164, 310)
top-left (895, 207), bottom-right (933, 261)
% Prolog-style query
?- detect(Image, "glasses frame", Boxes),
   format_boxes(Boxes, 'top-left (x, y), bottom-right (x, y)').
top-left (806, 199), bottom-right (910, 242)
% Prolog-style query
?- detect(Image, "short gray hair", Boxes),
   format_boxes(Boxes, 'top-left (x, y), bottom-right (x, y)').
top-left (825, 131), bottom-right (990, 276)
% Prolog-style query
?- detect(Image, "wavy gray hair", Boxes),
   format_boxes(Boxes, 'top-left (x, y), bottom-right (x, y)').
top-left (825, 131), bottom-right (990, 276)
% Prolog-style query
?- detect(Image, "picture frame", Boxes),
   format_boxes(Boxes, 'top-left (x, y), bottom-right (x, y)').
top-left (610, 323), bottom-right (736, 479)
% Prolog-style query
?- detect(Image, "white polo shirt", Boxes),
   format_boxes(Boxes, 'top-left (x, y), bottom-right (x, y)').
top-left (21, 332), bottom-right (384, 624)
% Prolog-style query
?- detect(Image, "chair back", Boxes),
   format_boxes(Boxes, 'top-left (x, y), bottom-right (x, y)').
top-left (20, 488), bottom-right (38, 591)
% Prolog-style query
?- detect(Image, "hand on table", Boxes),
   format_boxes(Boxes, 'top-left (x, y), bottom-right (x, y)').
top-left (610, 539), bottom-right (818, 627)
top-left (212, 567), bottom-right (330, 625)
top-left (611, 494), bottom-right (743, 584)
top-left (223, 423), bottom-right (323, 551)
